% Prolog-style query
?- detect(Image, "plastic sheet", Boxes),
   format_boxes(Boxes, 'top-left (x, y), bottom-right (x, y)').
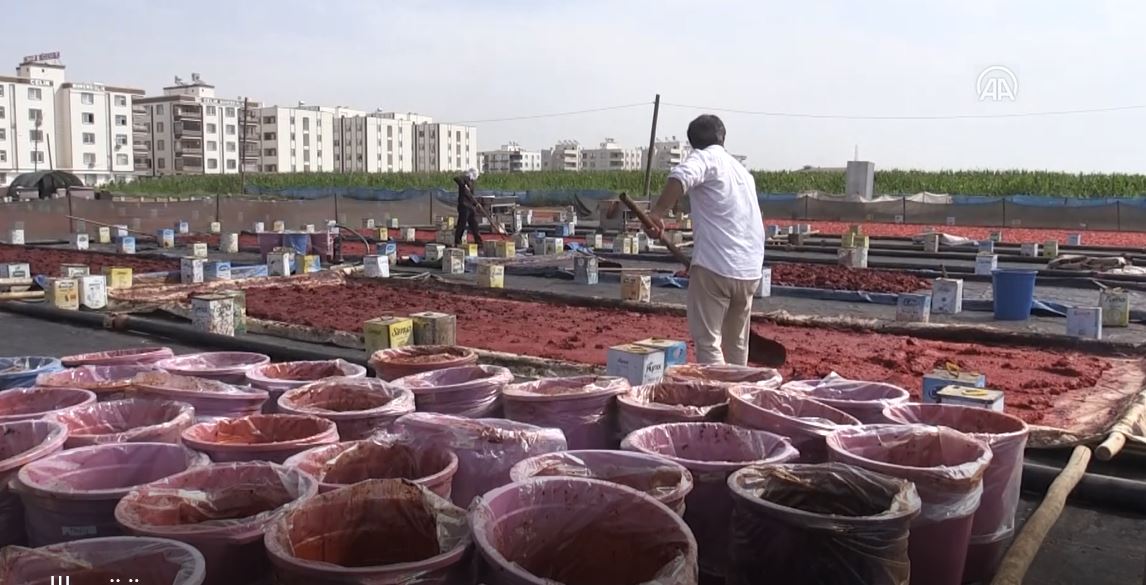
top-left (726, 463), bottom-right (920, 585)
top-left (35, 364), bottom-right (158, 401)
top-left (157, 352), bottom-right (272, 384)
top-left (61, 346), bottom-right (175, 367)
top-left (181, 413), bottom-right (340, 463)
top-left (617, 380), bottom-right (730, 436)
top-left (285, 438), bottom-right (458, 497)
top-left (665, 364), bottom-right (782, 388)
top-left (622, 422), bottom-right (799, 578)
top-left (503, 376), bottom-right (629, 450)
top-left (826, 424), bottom-right (993, 585)
top-left (0, 420), bottom-right (68, 548)
top-left (391, 412), bottom-right (567, 507)
top-left (882, 403), bottom-right (1029, 582)
top-left (46, 398), bottom-right (195, 448)
top-left (246, 359), bottom-right (367, 413)
top-left (132, 371), bottom-right (269, 422)
top-left (14, 442), bottom-right (210, 546)
top-left (0, 387), bottom-right (97, 423)
top-left (265, 479), bottom-right (473, 584)
top-left (0, 357), bottom-right (63, 390)
top-left (783, 374), bottom-right (910, 423)
top-left (0, 536), bottom-right (207, 585)
top-left (277, 376), bottom-right (415, 440)
top-left (471, 477), bottom-right (698, 585)
top-left (370, 345), bottom-right (479, 382)
top-left (727, 387), bottom-right (861, 463)
top-left (391, 365), bottom-right (513, 418)
top-left (510, 450), bottom-right (693, 515)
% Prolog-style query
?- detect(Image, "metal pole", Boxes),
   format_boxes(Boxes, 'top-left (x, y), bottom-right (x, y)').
top-left (334, 193), bottom-right (340, 225)
top-left (238, 97), bottom-right (248, 195)
top-left (215, 193), bottom-right (221, 223)
top-left (1002, 198), bottom-right (1007, 227)
top-left (67, 189), bottom-right (74, 234)
top-left (1117, 201), bottom-right (1122, 231)
top-left (641, 94), bottom-right (661, 200)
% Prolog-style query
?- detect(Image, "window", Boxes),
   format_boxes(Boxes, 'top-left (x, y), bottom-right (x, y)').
top-left (206, 141), bottom-right (217, 152)
top-left (264, 148), bottom-right (276, 156)
top-left (157, 139), bottom-right (165, 151)
top-left (0, 106), bottom-right (4, 119)
top-left (82, 133), bottom-right (96, 145)
top-left (32, 151), bottom-right (44, 163)
top-left (27, 87), bottom-right (41, 100)
top-left (156, 122), bottom-right (165, 133)
top-left (225, 125), bottom-right (235, 135)
top-left (157, 158), bottom-right (166, 169)
top-left (116, 153), bottom-right (128, 165)
top-left (28, 130), bottom-right (43, 141)
top-left (206, 123), bottom-right (217, 133)
top-left (115, 115), bottom-right (127, 126)
top-left (115, 95), bottom-right (127, 107)
top-left (115, 134), bottom-right (128, 146)
top-left (225, 107), bottom-right (235, 117)
top-left (263, 132), bottom-right (276, 141)
top-left (302, 118), bottom-right (310, 130)
top-left (28, 108), bottom-right (42, 122)
top-left (303, 135), bottom-right (310, 146)
top-left (82, 153), bottom-right (96, 166)
top-left (264, 164), bottom-right (277, 172)
top-left (316, 118), bottom-right (322, 128)
top-left (0, 86), bottom-right (4, 97)
top-left (205, 106), bottom-right (216, 116)
top-left (226, 159), bottom-right (236, 170)
top-left (82, 112), bottom-right (96, 125)
top-left (225, 142), bottom-right (236, 152)
top-left (156, 105), bottom-right (165, 114)
top-left (80, 92), bottom-right (94, 105)
top-left (207, 159), bottom-right (218, 170)
top-left (263, 116), bottom-right (276, 124)
top-left (303, 151), bottom-right (310, 162)
top-left (0, 150), bottom-right (5, 163)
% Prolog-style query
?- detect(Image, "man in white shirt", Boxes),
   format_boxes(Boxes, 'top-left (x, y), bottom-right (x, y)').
top-left (648, 115), bottom-right (766, 365)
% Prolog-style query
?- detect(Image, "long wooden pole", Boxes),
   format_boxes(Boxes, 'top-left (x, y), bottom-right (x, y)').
top-left (641, 94), bottom-right (661, 200)
top-left (65, 214), bottom-right (152, 238)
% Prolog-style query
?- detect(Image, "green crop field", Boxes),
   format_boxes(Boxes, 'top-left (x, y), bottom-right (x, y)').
top-left (112, 169), bottom-right (1146, 198)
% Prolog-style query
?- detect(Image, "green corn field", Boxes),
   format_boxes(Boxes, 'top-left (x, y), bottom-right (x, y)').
top-left (111, 169), bottom-right (1146, 198)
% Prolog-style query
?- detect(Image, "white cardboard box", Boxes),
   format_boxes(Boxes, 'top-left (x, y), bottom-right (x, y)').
top-left (755, 267), bottom-right (772, 298)
top-left (363, 255), bottom-right (390, 278)
top-left (931, 278), bottom-right (964, 315)
top-left (606, 344), bottom-right (665, 386)
top-left (896, 293), bottom-right (932, 323)
top-left (1066, 306), bottom-right (1103, 339)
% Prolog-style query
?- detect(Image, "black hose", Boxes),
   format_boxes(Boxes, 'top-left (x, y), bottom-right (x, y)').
top-left (1022, 460), bottom-right (1146, 515)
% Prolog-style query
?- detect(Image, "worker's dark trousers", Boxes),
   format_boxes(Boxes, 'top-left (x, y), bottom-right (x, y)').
top-left (454, 206), bottom-right (483, 246)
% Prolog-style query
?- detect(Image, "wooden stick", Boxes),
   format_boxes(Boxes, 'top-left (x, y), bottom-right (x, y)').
top-left (1096, 395), bottom-right (1146, 460)
top-left (0, 291), bottom-right (44, 300)
top-left (991, 445), bottom-right (1092, 585)
top-left (65, 215), bottom-right (153, 238)
top-left (618, 192), bottom-right (691, 268)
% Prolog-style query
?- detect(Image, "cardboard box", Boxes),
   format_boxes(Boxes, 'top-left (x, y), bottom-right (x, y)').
top-left (192, 242), bottom-right (209, 258)
top-left (837, 247), bottom-right (868, 268)
top-left (1100, 289), bottom-right (1129, 327)
top-left (495, 241), bottom-right (516, 258)
top-left (633, 338), bottom-right (687, 367)
top-left (267, 251), bottom-right (293, 277)
top-left (205, 261), bottom-right (232, 282)
top-left (363, 316), bottom-right (414, 353)
top-left (931, 278), bottom-right (964, 315)
top-left (209, 222), bottom-right (221, 234)
top-left (896, 294), bottom-right (931, 323)
top-left (412, 312), bottom-right (457, 346)
top-left (299, 255), bottom-right (321, 273)
top-left (1066, 306), bottom-right (1102, 339)
top-left (363, 255), bottom-right (390, 278)
top-left (424, 244), bottom-right (446, 262)
top-left (989, 231), bottom-right (1003, 242)
top-left (45, 278), bottom-right (79, 310)
top-left (219, 233), bottom-right (239, 254)
top-left (157, 229), bottom-right (175, 248)
top-left (104, 267), bottom-right (133, 290)
top-left (923, 234), bottom-right (940, 253)
top-left (587, 234), bottom-right (604, 249)
top-left (253, 221), bottom-right (265, 233)
top-left (400, 227), bottom-right (416, 242)
top-left (97, 227), bottom-right (111, 244)
top-left (621, 274), bottom-right (652, 303)
top-left (1067, 233), bottom-right (1082, 246)
top-left (482, 241), bottom-right (498, 257)
top-left (755, 267), bottom-right (772, 298)
top-left (191, 294), bottom-right (236, 336)
top-left (79, 275), bottom-right (107, 310)
top-left (606, 344), bottom-right (665, 386)
top-left (922, 368), bottom-right (985, 403)
top-left (219, 290), bottom-right (247, 335)
top-left (8, 229), bottom-right (24, 245)
top-left (175, 220), bottom-right (190, 234)
top-left (937, 385), bottom-right (1004, 412)
top-left (117, 236), bottom-right (136, 254)
top-left (978, 239), bottom-right (995, 253)
top-left (975, 254), bottom-right (998, 276)
top-left (1042, 240), bottom-right (1060, 257)
top-left (180, 257), bottom-right (205, 284)
top-left (1020, 242), bottom-right (1039, 257)
top-left (543, 237), bottom-right (564, 255)
top-left (477, 263), bottom-right (504, 288)
top-left (363, 218), bottom-right (376, 229)
top-left (73, 233), bottom-right (89, 250)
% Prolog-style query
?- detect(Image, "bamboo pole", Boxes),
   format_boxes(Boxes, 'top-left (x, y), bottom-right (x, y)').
top-left (0, 291), bottom-right (44, 300)
top-left (1096, 395), bottom-right (1146, 460)
top-left (65, 215), bottom-right (152, 239)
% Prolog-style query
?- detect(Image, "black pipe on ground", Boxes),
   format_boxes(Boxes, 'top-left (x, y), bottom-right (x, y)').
top-left (1022, 460), bottom-right (1146, 516)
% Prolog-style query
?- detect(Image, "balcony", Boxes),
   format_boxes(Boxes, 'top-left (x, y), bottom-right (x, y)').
top-left (175, 156), bottom-right (203, 172)
top-left (132, 123), bottom-right (149, 133)
top-left (174, 121), bottom-right (203, 136)
top-left (173, 105), bottom-right (202, 119)
top-left (133, 140), bottom-right (150, 152)
top-left (175, 138), bottom-right (202, 154)
top-left (132, 105), bottom-right (146, 115)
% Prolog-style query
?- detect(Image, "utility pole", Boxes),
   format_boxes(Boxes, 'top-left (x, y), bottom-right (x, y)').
top-left (641, 94), bottom-right (661, 200)
top-left (238, 96), bottom-right (249, 195)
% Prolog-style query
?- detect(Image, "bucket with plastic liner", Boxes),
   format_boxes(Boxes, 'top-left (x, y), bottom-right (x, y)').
top-left (0, 357), bottom-right (63, 390)
top-left (622, 422), bottom-right (799, 578)
top-left (665, 363), bottom-right (782, 387)
top-left (157, 352), bottom-right (272, 385)
top-left (14, 442), bottom-right (210, 546)
top-left (115, 462), bottom-right (319, 585)
top-left (390, 365), bottom-right (513, 418)
top-left (132, 371), bottom-right (269, 422)
top-left (391, 412), bottom-right (567, 507)
top-left (61, 346), bottom-right (174, 367)
top-left (0, 536), bottom-right (207, 585)
top-left (265, 479), bottom-right (473, 584)
top-left (827, 424), bottom-right (992, 585)
top-left (47, 399), bottom-right (196, 448)
top-left (181, 413), bottom-right (340, 463)
top-left (782, 374), bottom-right (910, 423)
top-left (502, 376), bottom-right (629, 449)
top-left (285, 438), bottom-right (458, 496)
top-left (616, 380), bottom-right (730, 436)
top-left (0, 387), bottom-right (97, 423)
top-left (727, 387), bottom-right (861, 462)
top-left (276, 377), bottom-right (414, 440)
top-left (726, 463), bottom-right (919, 585)
top-left (0, 420), bottom-right (68, 548)
top-left (369, 345), bottom-right (478, 381)
top-left (471, 477), bottom-right (698, 585)
top-left (245, 359), bottom-right (367, 413)
top-left (882, 403), bottom-right (1030, 583)
top-left (510, 449), bottom-right (693, 515)
top-left (992, 269), bottom-right (1038, 321)
top-left (35, 364), bottom-right (157, 401)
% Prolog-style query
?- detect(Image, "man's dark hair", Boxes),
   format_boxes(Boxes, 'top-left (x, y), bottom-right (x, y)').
top-left (686, 115), bottom-right (726, 150)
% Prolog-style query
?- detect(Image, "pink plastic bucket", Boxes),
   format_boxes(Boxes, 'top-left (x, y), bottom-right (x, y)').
top-left (726, 463), bottom-right (920, 585)
top-left (46, 398), bottom-right (196, 448)
top-left (284, 439), bottom-right (458, 497)
top-left (622, 422), bottom-right (799, 578)
top-left (510, 449), bottom-right (694, 515)
top-left (157, 352), bottom-right (272, 385)
top-left (0, 536), bottom-right (207, 585)
top-left (0, 387), bottom-right (97, 423)
top-left (245, 359), bottom-right (367, 413)
top-left (784, 378), bottom-right (910, 423)
top-left (503, 376), bottom-right (629, 450)
top-left (132, 371), bottom-right (269, 422)
top-left (727, 387), bottom-right (861, 462)
top-left (665, 364), bottom-right (782, 387)
top-left (181, 414), bottom-right (340, 463)
top-left (391, 365), bottom-right (513, 418)
top-left (35, 365), bottom-right (159, 401)
top-left (882, 403), bottom-right (1030, 582)
top-left (265, 479), bottom-right (473, 584)
top-left (61, 346), bottom-right (175, 367)
top-left (390, 412), bottom-right (567, 507)
top-left (14, 442), bottom-right (210, 546)
top-left (616, 380), bottom-right (730, 436)
top-left (827, 424), bottom-right (993, 585)
top-left (370, 345), bottom-right (479, 381)
top-left (115, 462), bottom-right (319, 585)
top-left (471, 477), bottom-right (698, 585)
top-left (0, 420), bottom-right (68, 548)
top-left (277, 377), bottom-right (415, 440)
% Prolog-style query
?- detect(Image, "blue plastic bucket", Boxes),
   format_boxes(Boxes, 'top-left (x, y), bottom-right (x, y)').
top-left (992, 269), bottom-right (1037, 320)
top-left (283, 232), bottom-right (311, 255)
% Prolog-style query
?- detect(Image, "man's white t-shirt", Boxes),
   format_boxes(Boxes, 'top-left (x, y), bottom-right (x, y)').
top-left (668, 145), bottom-right (765, 281)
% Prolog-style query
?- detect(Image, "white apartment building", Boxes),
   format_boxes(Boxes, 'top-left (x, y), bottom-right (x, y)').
top-left (581, 138), bottom-right (644, 171)
top-left (335, 111), bottom-right (414, 173)
top-left (256, 104), bottom-right (340, 173)
top-left (413, 123), bottom-right (477, 173)
top-left (651, 137), bottom-right (691, 170)
top-left (0, 52), bottom-right (143, 186)
top-left (133, 74), bottom-right (259, 176)
top-left (380, 111), bottom-right (434, 125)
top-left (480, 142), bottom-right (542, 173)
top-left (541, 140), bottom-right (582, 171)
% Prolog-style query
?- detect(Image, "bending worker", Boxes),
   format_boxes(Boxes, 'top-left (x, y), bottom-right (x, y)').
top-left (453, 168), bottom-right (484, 247)
top-left (647, 115), bottom-right (766, 365)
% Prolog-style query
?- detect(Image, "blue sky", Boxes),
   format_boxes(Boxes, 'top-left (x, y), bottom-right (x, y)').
top-left (4, 0), bottom-right (1144, 171)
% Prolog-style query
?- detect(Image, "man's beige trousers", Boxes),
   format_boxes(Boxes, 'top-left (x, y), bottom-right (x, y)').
top-left (686, 264), bottom-right (759, 365)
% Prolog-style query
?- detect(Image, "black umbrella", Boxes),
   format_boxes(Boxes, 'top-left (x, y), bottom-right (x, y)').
top-left (9, 170), bottom-right (84, 199)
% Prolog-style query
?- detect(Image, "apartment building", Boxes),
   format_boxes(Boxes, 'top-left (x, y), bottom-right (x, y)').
top-left (413, 122), bottom-right (477, 173)
top-left (334, 111), bottom-right (414, 173)
top-left (133, 74), bottom-right (259, 176)
top-left (581, 138), bottom-right (644, 171)
top-left (650, 137), bottom-right (691, 170)
top-left (480, 142), bottom-right (542, 173)
top-left (256, 104), bottom-right (342, 173)
top-left (0, 52), bottom-right (143, 186)
top-left (541, 140), bottom-right (582, 171)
